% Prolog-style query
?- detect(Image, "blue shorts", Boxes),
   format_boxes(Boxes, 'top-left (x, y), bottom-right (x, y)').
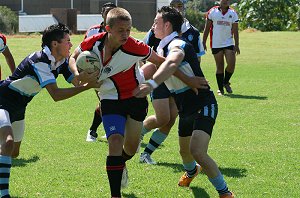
top-left (101, 97), bottom-right (148, 137)
top-left (150, 82), bottom-right (172, 101)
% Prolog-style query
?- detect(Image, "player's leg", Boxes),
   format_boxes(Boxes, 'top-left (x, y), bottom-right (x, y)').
top-left (140, 97), bottom-right (178, 164)
top-left (101, 99), bottom-right (127, 197)
top-left (86, 90), bottom-right (102, 142)
top-left (191, 104), bottom-right (233, 197)
top-left (223, 47), bottom-right (236, 94)
top-left (177, 115), bottom-right (200, 187)
top-left (212, 48), bottom-right (225, 95)
top-left (0, 109), bottom-right (14, 197)
top-left (11, 119), bottom-right (25, 158)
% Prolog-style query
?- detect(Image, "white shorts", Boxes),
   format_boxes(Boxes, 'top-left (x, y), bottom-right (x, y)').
top-left (0, 109), bottom-right (25, 142)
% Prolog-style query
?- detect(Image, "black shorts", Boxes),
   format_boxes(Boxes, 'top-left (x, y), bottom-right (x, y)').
top-left (0, 97), bottom-right (25, 122)
top-left (150, 82), bottom-right (172, 101)
top-left (212, 45), bottom-right (234, 54)
top-left (100, 97), bottom-right (148, 122)
top-left (178, 103), bottom-right (218, 137)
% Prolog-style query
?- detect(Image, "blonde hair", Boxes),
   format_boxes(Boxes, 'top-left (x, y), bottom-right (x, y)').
top-left (106, 7), bottom-right (132, 27)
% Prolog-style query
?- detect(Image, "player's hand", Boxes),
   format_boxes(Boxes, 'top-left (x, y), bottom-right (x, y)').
top-left (203, 42), bottom-right (207, 51)
top-left (186, 76), bottom-right (209, 90)
top-left (133, 83), bottom-right (152, 98)
top-left (78, 70), bottom-right (100, 85)
top-left (235, 45), bottom-right (240, 55)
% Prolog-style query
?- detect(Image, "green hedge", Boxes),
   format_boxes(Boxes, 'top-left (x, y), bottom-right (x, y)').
top-left (0, 6), bottom-right (18, 34)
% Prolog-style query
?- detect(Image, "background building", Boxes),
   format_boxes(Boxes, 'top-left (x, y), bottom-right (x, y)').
top-left (0, 0), bottom-right (170, 32)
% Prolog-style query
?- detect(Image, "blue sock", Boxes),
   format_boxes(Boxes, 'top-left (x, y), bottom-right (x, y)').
top-left (141, 125), bottom-right (151, 136)
top-left (143, 129), bottom-right (167, 155)
top-left (183, 161), bottom-right (197, 178)
top-left (0, 155), bottom-right (11, 197)
top-left (209, 173), bottom-right (230, 195)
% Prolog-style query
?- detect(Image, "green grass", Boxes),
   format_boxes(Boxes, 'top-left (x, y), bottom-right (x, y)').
top-left (1, 31), bottom-right (299, 197)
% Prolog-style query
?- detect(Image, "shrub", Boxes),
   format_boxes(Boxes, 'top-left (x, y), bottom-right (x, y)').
top-left (0, 6), bottom-right (18, 34)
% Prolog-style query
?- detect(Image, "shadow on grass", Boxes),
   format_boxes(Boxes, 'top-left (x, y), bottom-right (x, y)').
top-left (156, 162), bottom-right (183, 173)
top-left (12, 155), bottom-right (39, 167)
top-left (157, 162), bottom-right (247, 178)
top-left (190, 186), bottom-right (210, 198)
top-left (122, 192), bottom-right (138, 198)
top-left (219, 167), bottom-right (247, 178)
top-left (225, 94), bottom-right (267, 100)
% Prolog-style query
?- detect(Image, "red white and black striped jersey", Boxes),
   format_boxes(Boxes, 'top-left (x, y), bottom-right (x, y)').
top-left (79, 32), bottom-right (152, 100)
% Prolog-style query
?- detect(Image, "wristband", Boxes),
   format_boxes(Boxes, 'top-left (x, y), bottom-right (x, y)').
top-left (147, 79), bottom-right (159, 89)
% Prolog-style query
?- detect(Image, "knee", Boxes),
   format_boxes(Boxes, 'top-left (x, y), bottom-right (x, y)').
top-left (1, 139), bottom-right (14, 155)
top-left (156, 117), bottom-right (170, 127)
top-left (191, 147), bottom-right (207, 162)
top-left (11, 150), bottom-right (20, 158)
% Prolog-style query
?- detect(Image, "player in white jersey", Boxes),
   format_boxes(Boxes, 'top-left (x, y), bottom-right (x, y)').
top-left (202, 0), bottom-right (240, 96)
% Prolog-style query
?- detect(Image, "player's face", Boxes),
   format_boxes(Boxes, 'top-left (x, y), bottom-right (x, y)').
top-left (220, 0), bottom-right (230, 8)
top-left (107, 19), bottom-right (131, 46)
top-left (171, 2), bottom-right (184, 13)
top-left (56, 33), bottom-right (72, 61)
top-left (153, 13), bottom-right (166, 39)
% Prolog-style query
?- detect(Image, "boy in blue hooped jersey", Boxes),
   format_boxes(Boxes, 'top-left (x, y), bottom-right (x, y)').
top-left (139, 0), bottom-right (206, 165)
top-left (0, 23), bottom-right (100, 197)
top-left (134, 6), bottom-right (234, 198)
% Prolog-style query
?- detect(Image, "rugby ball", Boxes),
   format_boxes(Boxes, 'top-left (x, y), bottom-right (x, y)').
top-left (76, 51), bottom-right (101, 73)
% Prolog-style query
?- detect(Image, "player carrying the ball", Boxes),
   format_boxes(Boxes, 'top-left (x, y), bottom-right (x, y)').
top-left (70, 7), bottom-right (208, 198)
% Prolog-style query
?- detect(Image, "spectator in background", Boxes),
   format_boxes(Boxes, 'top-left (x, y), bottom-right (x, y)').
top-left (0, 33), bottom-right (16, 79)
top-left (202, 0), bottom-right (240, 96)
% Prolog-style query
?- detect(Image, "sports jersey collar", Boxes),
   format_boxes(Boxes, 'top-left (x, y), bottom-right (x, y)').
top-left (43, 46), bottom-right (66, 70)
top-left (157, 31), bottom-right (178, 56)
top-left (181, 19), bottom-right (191, 34)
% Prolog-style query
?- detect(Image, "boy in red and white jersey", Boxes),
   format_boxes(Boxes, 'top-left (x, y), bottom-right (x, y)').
top-left (0, 33), bottom-right (16, 79)
top-left (202, 0), bottom-right (240, 96)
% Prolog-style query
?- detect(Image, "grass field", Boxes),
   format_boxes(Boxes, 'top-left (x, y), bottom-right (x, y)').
top-left (1, 31), bottom-right (299, 198)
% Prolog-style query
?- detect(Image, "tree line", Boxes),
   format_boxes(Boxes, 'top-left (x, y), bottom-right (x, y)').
top-left (185, 0), bottom-right (300, 32)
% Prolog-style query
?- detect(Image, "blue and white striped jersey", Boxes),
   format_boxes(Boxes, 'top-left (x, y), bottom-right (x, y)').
top-left (0, 46), bottom-right (74, 110)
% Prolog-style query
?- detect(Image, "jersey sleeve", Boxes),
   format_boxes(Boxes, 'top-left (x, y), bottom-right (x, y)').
top-left (60, 60), bottom-right (74, 83)
top-left (232, 10), bottom-right (239, 23)
top-left (122, 37), bottom-right (152, 61)
top-left (31, 61), bottom-right (56, 87)
top-left (80, 33), bottom-right (104, 52)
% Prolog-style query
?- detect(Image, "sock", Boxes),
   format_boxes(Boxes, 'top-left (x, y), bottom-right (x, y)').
top-left (0, 155), bottom-right (11, 197)
top-left (216, 73), bottom-right (224, 92)
top-left (183, 161), bottom-right (197, 178)
top-left (122, 149), bottom-right (134, 162)
top-left (106, 156), bottom-right (125, 197)
top-left (143, 129), bottom-right (167, 155)
top-left (224, 70), bottom-right (233, 85)
top-left (90, 106), bottom-right (102, 131)
top-left (141, 125), bottom-right (151, 136)
top-left (209, 172), bottom-right (230, 195)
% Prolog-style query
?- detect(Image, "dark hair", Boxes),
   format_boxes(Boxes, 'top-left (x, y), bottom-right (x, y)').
top-left (41, 23), bottom-right (70, 48)
top-left (101, 2), bottom-right (117, 14)
top-left (157, 6), bottom-right (183, 33)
